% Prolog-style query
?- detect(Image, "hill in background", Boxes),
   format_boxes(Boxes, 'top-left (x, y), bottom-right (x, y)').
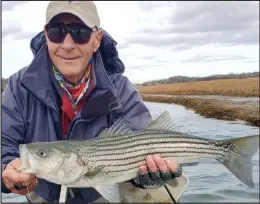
top-left (136, 71), bottom-right (259, 86)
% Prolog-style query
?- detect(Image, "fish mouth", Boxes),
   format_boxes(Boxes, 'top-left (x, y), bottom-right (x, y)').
top-left (17, 144), bottom-right (35, 174)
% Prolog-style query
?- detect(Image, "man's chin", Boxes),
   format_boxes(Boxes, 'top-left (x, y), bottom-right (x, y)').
top-left (56, 66), bottom-right (81, 75)
top-left (60, 71), bottom-right (85, 83)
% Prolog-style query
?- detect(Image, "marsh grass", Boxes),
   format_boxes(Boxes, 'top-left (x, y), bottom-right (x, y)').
top-left (141, 95), bottom-right (259, 127)
top-left (137, 78), bottom-right (259, 97)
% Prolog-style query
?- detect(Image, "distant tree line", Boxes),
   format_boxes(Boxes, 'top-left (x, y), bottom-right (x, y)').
top-left (136, 71), bottom-right (259, 86)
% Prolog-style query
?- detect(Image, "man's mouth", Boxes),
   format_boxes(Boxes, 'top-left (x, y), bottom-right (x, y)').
top-left (60, 56), bottom-right (78, 60)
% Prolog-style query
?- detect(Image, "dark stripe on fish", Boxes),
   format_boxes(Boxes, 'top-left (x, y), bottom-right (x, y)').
top-left (95, 131), bottom-right (212, 147)
top-left (96, 139), bottom-right (224, 152)
top-left (91, 142), bottom-right (229, 158)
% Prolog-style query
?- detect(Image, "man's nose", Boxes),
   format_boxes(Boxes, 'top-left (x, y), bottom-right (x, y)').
top-left (61, 33), bottom-right (75, 50)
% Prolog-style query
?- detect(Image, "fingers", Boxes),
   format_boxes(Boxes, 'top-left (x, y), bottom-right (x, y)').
top-left (152, 154), bottom-right (168, 172)
top-left (5, 158), bottom-right (36, 182)
top-left (146, 155), bottom-right (158, 172)
top-left (11, 178), bottom-right (37, 194)
top-left (146, 154), bottom-right (177, 172)
top-left (8, 176), bottom-right (38, 195)
top-left (10, 182), bottom-right (36, 195)
top-left (3, 166), bottom-right (36, 184)
top-left (165, 159), bottom-right (178, 172)
top-left (138, 154), bottom-right (158, 173)
top-left (139, 166), bottom-right (147, 174)
top-left (2, 158), bottom-right (38, 195)
top-left (139, 154), bottom-right (179, 173)
top-left (14, 176), bottom-right (37, 188)
top-left (136, 154), bottom-right (182, 189)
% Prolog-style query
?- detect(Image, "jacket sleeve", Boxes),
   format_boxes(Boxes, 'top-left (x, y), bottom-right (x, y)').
top-left (1, 77), bottom-right (26, 193)
top-left (112, 74), bottom-right (152, 131)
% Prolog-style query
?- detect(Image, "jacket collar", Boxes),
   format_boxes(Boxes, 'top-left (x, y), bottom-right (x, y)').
top-left (21, 41), bottom-right (121, 117)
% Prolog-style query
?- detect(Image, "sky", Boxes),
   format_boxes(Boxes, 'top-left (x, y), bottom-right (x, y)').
top-left (2, 1), bottom-right (259, 84)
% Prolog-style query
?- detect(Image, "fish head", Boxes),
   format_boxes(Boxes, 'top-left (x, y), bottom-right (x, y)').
top-left (18, 142), bottom-right (86, 185)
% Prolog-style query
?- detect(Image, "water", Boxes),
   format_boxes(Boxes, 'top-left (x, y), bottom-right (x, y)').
top-left (2, 101), bottom-right (259, 203)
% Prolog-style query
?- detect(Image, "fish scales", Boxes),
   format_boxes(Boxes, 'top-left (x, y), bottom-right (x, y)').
top-left (95, 134), bottom-right (227, 153)
top-left (78, 133), bottom-right (230, 174)
top-left (91, 146), bottom-right (227, 165)
top-left (85, 131), bottom-right (227, 153)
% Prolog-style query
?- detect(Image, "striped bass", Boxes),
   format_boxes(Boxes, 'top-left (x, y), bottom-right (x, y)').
top-left (18, 111), bottom-right (259, 202)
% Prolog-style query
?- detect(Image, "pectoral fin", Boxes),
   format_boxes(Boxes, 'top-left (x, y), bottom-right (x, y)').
top-left (166, 174), bottom-right (190, 202)
top-left (84, 166), bottom-right (106, 179)
top-left (94, 184), bottom-right (120, 203)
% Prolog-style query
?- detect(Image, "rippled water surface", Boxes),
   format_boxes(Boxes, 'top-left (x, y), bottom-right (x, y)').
top-left (2, 101), bottom-right (259, 203)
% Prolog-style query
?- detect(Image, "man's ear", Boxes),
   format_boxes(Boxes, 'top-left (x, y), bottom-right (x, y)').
top-left (43, 27), bottom-right (48, 39)
top-left (94, 29), bottom-right (103, 52)
top-left (43, 27), bottom-right (50, 43)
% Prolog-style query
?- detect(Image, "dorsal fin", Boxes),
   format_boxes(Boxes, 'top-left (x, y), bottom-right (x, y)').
top-left (146, 111), bottom-right (175, 131)
top-left (99, 117), bottom-right (132, 137)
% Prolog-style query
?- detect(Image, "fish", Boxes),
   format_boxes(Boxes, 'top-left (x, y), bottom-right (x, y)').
top-left (18, 111), bottom-right (259, 203)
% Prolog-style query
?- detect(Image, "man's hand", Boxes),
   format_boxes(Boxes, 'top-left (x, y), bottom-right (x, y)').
top-left (2, 158), bottom-right (38, 195)
top-left (134, 154), bottom-right (182, 189)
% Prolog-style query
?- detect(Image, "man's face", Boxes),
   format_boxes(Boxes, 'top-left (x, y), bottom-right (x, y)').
top-left (44, 13), bottom-right (103, 84)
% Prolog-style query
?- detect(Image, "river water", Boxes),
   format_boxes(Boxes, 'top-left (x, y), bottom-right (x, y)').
top-left (2, 101), bottom-right (259, 203)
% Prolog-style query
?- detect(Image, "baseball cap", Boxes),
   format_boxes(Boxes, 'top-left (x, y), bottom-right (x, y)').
top-left (45, 1), bottom-right (100, 28)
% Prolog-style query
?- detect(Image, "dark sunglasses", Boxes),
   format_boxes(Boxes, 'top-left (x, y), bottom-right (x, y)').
top-left (45, 22), bottom-right (98, 44)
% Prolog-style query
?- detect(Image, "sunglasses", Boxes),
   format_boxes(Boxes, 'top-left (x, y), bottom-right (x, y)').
top-left (45, 22), bottom-right (98, 44)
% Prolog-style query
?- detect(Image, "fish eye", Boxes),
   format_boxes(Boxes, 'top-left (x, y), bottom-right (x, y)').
top-left (38, 150), bottom-right (47, 158)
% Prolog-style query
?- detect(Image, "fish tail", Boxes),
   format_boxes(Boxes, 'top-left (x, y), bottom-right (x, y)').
top-left (218, 135), bottom-right (259, 188)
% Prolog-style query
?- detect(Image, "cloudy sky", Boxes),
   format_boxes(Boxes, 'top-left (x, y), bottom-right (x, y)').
top-left (2, 1), bottom-right (259, 83)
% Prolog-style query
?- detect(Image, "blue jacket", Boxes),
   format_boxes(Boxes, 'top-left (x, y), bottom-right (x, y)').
top-left (1, 30), bottom-right (152, 203)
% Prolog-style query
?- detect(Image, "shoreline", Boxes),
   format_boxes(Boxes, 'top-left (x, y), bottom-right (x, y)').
top-left (141, 95), bottom-right (259, 127)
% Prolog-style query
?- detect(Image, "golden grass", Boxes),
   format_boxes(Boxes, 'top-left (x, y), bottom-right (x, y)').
top-left (137, 78), bottom-right (259, 97)
top-left (141, 95), bottom-right (259, 127)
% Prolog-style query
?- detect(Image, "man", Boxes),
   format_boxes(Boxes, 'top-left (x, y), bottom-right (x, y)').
top-left (2, 1), bottom-right (182, 203)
